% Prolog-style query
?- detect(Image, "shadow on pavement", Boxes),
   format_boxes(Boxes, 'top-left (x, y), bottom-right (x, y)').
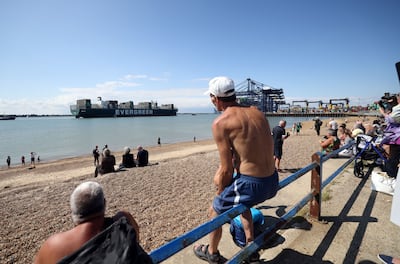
top-left (255, 167), bottom-right (381, 264)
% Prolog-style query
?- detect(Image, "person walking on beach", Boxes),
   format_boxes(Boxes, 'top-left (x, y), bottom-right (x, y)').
top-left (6, 156), bottom-right (11, 168)
top-left (194, 76), bottom-right (278, 263)
top-left (30, 152), bottom-right (36, 168)
top-left (21, 155), bottom-right (25, 166)
top-left (296, 122), bottom-right (302, 135)
top-left (157, 137), bottom-right (161, 146)
top-left (103, 144), bottom-right (108, 151)
top-left (272, 120), bottom-right (289, 172)
top-left (92, 145), bottom-right (100, 166)
top-left (314, 117), bottom-right (323, 136)
top-left (100, 144), bottom-right (108, 159)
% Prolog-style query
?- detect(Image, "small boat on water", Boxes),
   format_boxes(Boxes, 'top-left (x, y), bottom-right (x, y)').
top-left (70, 97), bottom-right (178, 118)
top-left (0, 115), bottom-right (16, 120)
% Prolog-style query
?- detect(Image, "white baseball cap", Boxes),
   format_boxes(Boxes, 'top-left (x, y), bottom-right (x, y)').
top-left (204, 76), bottom-right (236, 97)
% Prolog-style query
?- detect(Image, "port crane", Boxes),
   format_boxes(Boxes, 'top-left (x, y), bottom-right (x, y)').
top-left (235, 78), bottom-right (285, 112)
top-left (278, 103), bottom-right (291, 111)
top-left (229, 79), bottom-right (352, 114)
top-left (308, 100), bottom-right (323, 109)
top-left (329, 98), bottom-right (349, 111)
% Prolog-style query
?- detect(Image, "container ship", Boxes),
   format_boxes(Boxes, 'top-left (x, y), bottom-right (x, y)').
top-left (0, 115), bottom-right (16, 120)
top-left (70, 97), bottom-right (178, 118)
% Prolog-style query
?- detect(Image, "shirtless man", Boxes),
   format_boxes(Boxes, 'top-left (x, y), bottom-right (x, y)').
top-left (34, 181), bottom-right (140, 264)
top-left (194, 76), bottom-right (278, 263)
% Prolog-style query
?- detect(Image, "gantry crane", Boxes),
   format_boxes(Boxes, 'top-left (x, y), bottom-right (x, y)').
top-left (329, 98), bottom-right (349, 111)
top-left (235, 78), bottom-right (285, 112)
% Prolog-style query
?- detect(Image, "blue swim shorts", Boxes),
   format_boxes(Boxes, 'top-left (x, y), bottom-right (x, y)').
top-left (213, 171), bottom-right (279, 214)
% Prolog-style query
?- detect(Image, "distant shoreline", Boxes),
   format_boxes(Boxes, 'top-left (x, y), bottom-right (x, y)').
top-left (265, 111), bottom-right (380, 118)
top-left (11, 113), bottom-right (216, 118)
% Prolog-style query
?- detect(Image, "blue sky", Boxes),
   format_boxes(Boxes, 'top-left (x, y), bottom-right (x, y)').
top-left (0, 0), bottom-right (399, 114)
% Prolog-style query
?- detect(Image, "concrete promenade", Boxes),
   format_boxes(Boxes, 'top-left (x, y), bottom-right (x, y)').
top-left (162, 158), bottom-right (399, 264)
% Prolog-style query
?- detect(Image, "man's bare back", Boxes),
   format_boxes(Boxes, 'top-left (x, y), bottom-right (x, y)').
top-left (34, 221), bottom-right (105, 264)
top-left (212, 105), bottom-right (275, 192)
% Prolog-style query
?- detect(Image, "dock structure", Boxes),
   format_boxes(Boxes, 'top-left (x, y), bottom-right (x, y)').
top-left (235, 78), bottom-right (285, 113)
top-left (234, 78), bottom-right (356, 114)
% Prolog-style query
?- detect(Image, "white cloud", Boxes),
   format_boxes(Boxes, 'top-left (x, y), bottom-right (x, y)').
top-left (148, 77), bottom-right (168, 81)
top-left (122, 74), bottom-right (147, 80)
top-left (121, 74), bottom-right (169, 82)
top-left (95, 81), bottom-right (141, 89)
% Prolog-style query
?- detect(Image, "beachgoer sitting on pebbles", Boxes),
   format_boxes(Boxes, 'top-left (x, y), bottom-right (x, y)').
top-left (136, 146), bottom-right (149, 167)
top-left (120, 146), bottom-right (136, 168)
top-left (95, 148), bottom-right (116, 177)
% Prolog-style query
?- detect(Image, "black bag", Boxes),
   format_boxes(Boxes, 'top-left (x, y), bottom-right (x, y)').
top-left (57, 217), bottom-right (153, 264)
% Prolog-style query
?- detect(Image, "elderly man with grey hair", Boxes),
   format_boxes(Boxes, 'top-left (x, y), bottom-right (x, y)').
top-left (34, 181), bottom-right (141, 264)
top-left (120, 146), bottom-right (136, 168)
top-left (136, 146), bottom-right (149, 167)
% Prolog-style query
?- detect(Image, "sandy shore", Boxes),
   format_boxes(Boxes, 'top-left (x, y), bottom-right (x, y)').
top-left (0, 115), bottom-right (370, 263)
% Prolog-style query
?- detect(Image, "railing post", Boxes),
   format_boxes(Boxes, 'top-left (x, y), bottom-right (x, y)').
top-left (310, 152), bottom-right (321, 220)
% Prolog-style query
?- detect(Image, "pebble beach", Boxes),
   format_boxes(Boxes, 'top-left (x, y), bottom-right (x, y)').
top-left (0, 116), bottom-right (369, 263)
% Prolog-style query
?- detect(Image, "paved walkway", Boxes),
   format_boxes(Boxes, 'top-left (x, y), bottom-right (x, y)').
top-left (162, 158), bottom-right (399, 264)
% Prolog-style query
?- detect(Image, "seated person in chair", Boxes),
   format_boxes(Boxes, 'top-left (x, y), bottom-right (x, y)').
top-left (33, 181), bottom-right (145, 264)
top-left (95, 148), bottom-right (116, 177)
top-left (120, 146), bottom-right (136, 168)
top-left (136, 146), bottom-right (149, 167)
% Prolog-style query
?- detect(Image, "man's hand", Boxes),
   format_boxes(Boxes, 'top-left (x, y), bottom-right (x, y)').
top-left (213, 167), bottom-right (232, 195)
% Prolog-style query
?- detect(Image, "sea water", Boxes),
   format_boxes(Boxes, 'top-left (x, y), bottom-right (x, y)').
top-left (0, 114), bottom-right (316, 164)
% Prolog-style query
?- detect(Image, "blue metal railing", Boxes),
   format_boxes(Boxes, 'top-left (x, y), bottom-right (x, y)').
top-left (149, 205), bottom-right (248, 263)
top-left (149, 142), bottom-right (355, 263)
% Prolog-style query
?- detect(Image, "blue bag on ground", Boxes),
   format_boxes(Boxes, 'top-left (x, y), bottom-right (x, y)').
top-left (229, 208), bottom-right (264, 248)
